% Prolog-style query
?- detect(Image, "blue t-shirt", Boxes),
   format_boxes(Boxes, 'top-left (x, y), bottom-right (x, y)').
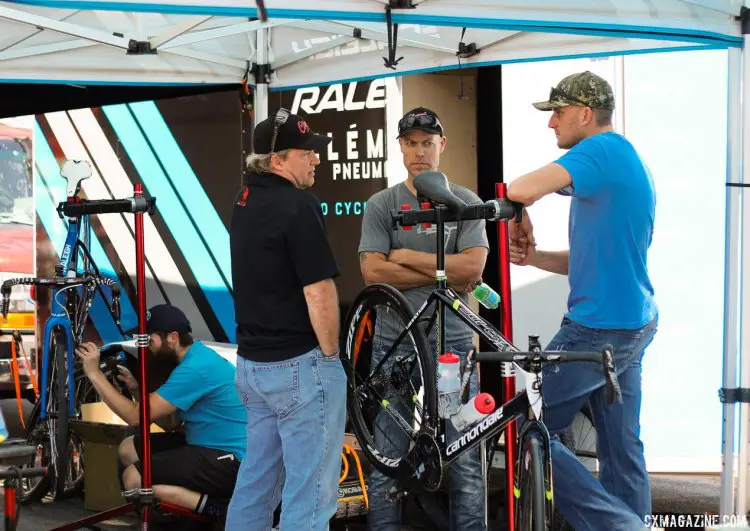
top-left (156, 342), bottom-right (247, 460)
top-left (555, 132), bottom-right (658, 329)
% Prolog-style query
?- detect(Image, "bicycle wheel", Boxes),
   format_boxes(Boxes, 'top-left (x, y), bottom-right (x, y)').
top-left (18, 402), bottom-right (52, 503)
top-left (517, 436), bottom-right (547, 531)
top-left (494, 403), bottom-right (596, 468)
top-left (570, 403), bottom-right (596, 472)
top-left (52, 331), bottom-right (69, 499)
top-left (343, 283), bottom-right (437, 478)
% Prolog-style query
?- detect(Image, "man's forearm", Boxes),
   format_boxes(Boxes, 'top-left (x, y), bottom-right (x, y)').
top-left (87, 370), bottom-right (140, 426)
top-left (531, 250), bottom-right (569, 275)
top-left (391, 249), bottom-right (481, 285)
top-left (361, 253), bottom-right (433, 290)
top-left (304, 279), bottom-right (340, 356)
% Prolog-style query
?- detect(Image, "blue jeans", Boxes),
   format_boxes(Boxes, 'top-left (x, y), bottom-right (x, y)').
top-left (542, 317), bottom-right (657, 531)
top-left (367, 341), bottom-right (486, 531)
top-left (226, 346), bottom-right (347, 531)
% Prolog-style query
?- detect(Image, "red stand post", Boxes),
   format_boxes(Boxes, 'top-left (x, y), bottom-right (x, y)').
top-left (50, 185), bottom-right (210, 531)
top-left (496, 183), bottom-right (517, 531)
top-left (4, 481), bottom-right (17, 531)
top-left (134, 183), bottom-right (152, 528)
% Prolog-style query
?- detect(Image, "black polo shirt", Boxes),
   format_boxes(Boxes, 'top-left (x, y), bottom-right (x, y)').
top-left (230, 171), bottom-right (339, 362)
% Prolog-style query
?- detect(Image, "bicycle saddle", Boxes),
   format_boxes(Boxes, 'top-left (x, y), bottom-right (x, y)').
top-left (61, 159), bottom-right (92, 198)
top-left (414, 171), bottom-right (467, 212)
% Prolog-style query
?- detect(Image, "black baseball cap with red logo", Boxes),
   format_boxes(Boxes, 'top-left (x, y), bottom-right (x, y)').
top-left (253, 108), bottom-right (332, 154)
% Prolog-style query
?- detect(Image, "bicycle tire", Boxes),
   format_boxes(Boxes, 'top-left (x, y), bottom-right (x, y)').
top-left (53, 331), bottom-right (69, 500)
top-left (343, 283), bottom-right (437, 478)
top-left (493, 403), bottom-right (596, 466)
top-left (517, 436), bottom-right (547, 531)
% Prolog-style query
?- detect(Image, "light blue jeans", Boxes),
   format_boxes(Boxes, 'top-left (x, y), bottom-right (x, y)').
top-left (226, 346), bottom-right (347, 530)
top-left (542, 317), bottom-right (657, 531)
top-left (366, 341), bottom-right (486, 531)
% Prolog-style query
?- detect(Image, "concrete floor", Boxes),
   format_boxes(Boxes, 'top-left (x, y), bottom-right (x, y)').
top-left (0, 399), bottom-right (729, 530)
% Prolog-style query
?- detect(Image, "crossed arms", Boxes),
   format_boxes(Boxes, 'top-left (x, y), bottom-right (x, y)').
top-left (359, 247), bottom-right (488, 292)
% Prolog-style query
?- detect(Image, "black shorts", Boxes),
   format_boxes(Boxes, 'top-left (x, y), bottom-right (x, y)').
top-left (133, 433), bottom-right (240, 499)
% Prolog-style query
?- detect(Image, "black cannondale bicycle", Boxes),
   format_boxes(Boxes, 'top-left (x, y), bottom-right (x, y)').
top-left (342, 171), bottom-right (622, 531)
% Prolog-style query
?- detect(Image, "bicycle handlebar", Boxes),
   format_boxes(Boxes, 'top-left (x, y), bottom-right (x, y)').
top-left (1, 275), bottom-right (121, 323)
top-left (391, 199), bottom-right (523, 229)
top-left (473, 345), bottom-right (623, 405)
top-left (57, 196), bottom-right (156, 218)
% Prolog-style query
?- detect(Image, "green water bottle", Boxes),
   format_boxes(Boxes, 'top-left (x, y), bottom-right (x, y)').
top-left (472, 282), bottom-right (500, 310)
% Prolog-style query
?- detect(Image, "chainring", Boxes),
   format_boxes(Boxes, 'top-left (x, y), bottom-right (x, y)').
top-left (413, 432), bottom-right (443, 492)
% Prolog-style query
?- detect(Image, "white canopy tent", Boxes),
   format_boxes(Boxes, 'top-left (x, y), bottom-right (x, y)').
top-left (0, 0), bottom-right (746, 521)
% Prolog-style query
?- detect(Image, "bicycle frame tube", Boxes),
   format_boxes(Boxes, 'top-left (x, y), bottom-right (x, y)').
top-left (40, 217), bottom-right (81, 419)
top-left (440, 390), bottom-right (529, 468)
top-left (430, 289), bottom-right (515, 354)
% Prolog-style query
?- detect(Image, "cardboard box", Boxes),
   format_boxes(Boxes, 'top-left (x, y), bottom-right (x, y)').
top-left (72, 402), bottom-right (163, 512)
top-left (70, 419), bottom-right (128, 512)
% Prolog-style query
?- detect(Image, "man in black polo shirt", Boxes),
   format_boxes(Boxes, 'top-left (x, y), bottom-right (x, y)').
top-left (226, 108), bottom-right (346, 531)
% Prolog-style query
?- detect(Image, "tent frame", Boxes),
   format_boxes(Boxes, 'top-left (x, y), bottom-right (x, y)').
top-left (0, 0), bottom-right (747, 525)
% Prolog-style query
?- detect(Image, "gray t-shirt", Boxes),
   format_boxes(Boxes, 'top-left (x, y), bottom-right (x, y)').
top-left (359, 181), bottom-right (489, 346)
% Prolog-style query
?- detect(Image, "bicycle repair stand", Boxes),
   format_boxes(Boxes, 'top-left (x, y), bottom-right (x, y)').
top-left (50, 184), bottom-right (211, 531)
top-left (496, 182), bottom-right (518, 530)
top-left (0, 442), bottom-right (47, 531)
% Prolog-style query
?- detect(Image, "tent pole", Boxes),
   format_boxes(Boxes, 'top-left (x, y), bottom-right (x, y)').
top-left (254, 26), bottom-right (269, 127)
top-left (720, 45), bottom-right (743, 520)
top-left (738, 17), bottom-right (750, 517)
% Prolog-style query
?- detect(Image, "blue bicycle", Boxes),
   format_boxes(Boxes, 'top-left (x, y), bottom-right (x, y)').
top-left (1, 160), bottom-right (146, 501)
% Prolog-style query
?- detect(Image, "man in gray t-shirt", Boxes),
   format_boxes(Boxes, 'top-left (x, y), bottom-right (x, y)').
top-left (358, 107), bottom-right (489, 531)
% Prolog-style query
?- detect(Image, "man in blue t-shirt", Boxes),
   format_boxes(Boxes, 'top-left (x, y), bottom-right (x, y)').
top-left (507, 71), bottom-right (657, 531)
top-left (76, 304), bottom-right (247, 525)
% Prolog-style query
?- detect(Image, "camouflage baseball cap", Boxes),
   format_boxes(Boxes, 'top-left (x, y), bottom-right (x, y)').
top-left (532, 71), bottom-right (615, 111)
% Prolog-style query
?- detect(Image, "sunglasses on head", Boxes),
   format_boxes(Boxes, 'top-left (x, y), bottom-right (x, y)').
top-left (398, 113), bottom-right (444, 135)
top-left (270, 108), bottom-right (291, 153)
top-left (549, 87), bottom-right (589, 107)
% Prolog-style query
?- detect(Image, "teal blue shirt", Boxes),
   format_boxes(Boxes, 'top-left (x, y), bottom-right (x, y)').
top-left (556, 132), bottom-right (658, 329)
top-left (156, 341), bottom-right (247, 460)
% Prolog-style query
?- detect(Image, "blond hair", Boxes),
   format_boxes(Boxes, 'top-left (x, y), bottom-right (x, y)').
top-left (245, 150), bottom-right (291, 173)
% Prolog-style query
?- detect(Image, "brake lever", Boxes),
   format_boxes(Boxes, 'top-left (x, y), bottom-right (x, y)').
top-left (112, 295), bottom-right (121, 324)
top-left (1, 297), bottom-right (8, 323)
top-left (601, 344), bottom-right (623, 405)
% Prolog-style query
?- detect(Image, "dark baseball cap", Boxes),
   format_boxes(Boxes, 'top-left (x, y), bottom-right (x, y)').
top-left (532, 71), bottom-right (616, 111)
top-left (128, 304), bottom-right (192, 335)
top-left (397, 107), bottom-right (444, 137)
top-left (253, 108), bottom-right (331, 154)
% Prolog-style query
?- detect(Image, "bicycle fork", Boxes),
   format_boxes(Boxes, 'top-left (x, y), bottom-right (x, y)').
top-left (514, 420), bottom-right (554, 523)
top-left (40, 320), bottom-right (75, 421)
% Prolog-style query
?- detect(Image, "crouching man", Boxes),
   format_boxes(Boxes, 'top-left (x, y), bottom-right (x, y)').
top-left (75, 304), bottom-right (247, 526)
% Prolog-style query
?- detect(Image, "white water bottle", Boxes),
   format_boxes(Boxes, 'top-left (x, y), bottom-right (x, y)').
top-left (451, 393), bottom-right (496, 432)
top-left (437, 353), bottom-right (461, 418)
